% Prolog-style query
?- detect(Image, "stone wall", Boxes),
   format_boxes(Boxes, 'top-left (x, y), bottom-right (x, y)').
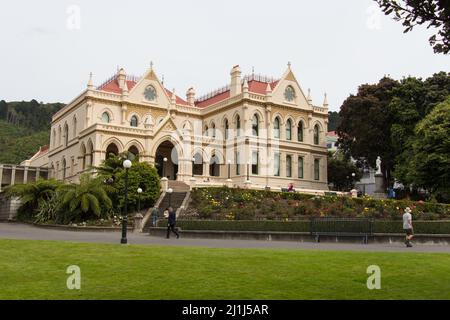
top-left (0, 193), bottom-right (20, 221)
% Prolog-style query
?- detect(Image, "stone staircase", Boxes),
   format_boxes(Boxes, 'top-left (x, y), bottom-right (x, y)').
top-left (142, 181), bottom-right (190, 232)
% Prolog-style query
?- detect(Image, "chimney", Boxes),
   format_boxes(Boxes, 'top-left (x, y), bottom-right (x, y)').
top-left (230, 65), bottom-right (241, 96)
top-left (117, 68), bottom-right (126, 90)
top-left (186, 87), bottom-right (196, 106)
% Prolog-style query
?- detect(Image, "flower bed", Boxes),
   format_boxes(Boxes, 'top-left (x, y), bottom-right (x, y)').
top-left (185, 187), bottom-right (450, 221)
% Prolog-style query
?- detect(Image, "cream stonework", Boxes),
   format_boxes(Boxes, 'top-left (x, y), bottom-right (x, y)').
top-left (27, 64), bottom-right (329, 191)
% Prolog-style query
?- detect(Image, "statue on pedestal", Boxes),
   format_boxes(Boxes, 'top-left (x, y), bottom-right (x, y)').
top-left (376, 156), bottom-right (382, 175)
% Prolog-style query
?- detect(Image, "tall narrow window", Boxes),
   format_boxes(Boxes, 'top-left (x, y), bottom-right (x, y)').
top-left (212, 123), bottom-right (216, 138)
top-left (236, 115), bottom-right (241, 137)
top-left (64, 124), bottom-right (69, 146)
top-left (101, 112), bottom-right (110, 123)
top-left (314, 124), bottom-right (320, 145)
top-left (252, 151), bottom-right (259, 175)
top-left (252, 114), bottom-right (259, 136)
top-left (286, 155), bottom-right (292, 177)
top-left (298, 121), bottom-right (304, 142)
top-left (235, 151), bottom-right (240, 175)
top-left (274, 153), bottom-right (280, 176)
top-left (130, 115), bottom-right (138, 127)
top-left (314, 159), bottom-right (320, 180)
top-left (62, 158), bottom-right (66, 180)
top-left (204, 125), bottom-right (209, 137)
top-left (273, 117), bottom-right (280, 139)
top-left (224, 119), bottom-right (229, 139)
top-left (286, 119), bottom-right (292, 140)
top-left (298, 156), bottom-right (304, 179)
top-left (73, 117), bottom-right (77, 137)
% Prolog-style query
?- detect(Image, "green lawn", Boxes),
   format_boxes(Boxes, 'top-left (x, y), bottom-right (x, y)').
top-left (1, 239), bottom-right (449, 300)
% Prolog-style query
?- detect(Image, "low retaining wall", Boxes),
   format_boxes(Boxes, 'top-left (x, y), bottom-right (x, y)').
top-left (147, 227), bottom-right (450, 245)
top-left (21, 221), bottom-right (133, 232)
top-left (0, 194), bottom-right (20, 221)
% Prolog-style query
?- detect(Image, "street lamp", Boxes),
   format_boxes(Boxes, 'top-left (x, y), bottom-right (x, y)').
top-left (167, 188), bottom-right (173, 207)
top-left (163, 157), bottom-right (168, 179)
top-left (137, 187), bottom-right (142, 212)
top-left (121, 159), bottom-right (132, 244)
top-left (192, 156), bottom-right (195, 177)
top-left (227, 159), bottom-right (231, 179)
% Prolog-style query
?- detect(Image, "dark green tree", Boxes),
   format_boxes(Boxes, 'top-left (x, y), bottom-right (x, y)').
top-left (408, 98), bottom-right (450, 202)
top-left (376, 0), bottom-right (450, 54)
top-left (327, 152), bottom-right (362, 191)
top-left (327, 111), bottom-right (341, 131)
top-left (337, 77), bottom-right (399, 184)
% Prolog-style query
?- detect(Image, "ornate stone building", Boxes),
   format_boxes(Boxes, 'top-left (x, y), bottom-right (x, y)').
top-left (28, 64), bottom-right (329, 191)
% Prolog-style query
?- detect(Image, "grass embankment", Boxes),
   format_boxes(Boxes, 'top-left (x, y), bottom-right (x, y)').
top-left (1, 239), bottom-right (449, 300)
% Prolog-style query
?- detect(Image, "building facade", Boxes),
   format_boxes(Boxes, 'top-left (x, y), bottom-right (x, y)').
top-left (29, 64), bottom-right (329, 191)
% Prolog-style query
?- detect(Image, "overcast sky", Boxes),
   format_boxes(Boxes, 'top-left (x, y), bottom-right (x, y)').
top-left (0, 0), bottom-right (448, 111)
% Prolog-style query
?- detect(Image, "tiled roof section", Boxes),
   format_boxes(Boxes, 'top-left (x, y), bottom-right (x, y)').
top-left (327, 131), bottom-right (337, 137)
top-left (195, 75), bottom-right (279, 108)
top-left (164, 88), bottom-right (189, 106)
top-left (30, 145), bottom-right (49, 160)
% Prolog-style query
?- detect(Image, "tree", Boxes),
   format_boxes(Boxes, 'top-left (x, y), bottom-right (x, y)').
top-left (327, 111), bottom-right (341, 131)
top-left (337, 77), bottom-right (399, 185)
top-left (58, 174), bottom-right (113, 223)
top-left (408, 98), bottom-right (450, 202)
top-left (327, 152), bottom-right (362, 191)
top-left (5, 179), bottom-right (62, 220)
top-left (376, 0), bottom-right (450, 54)
top-left (113, 161), bottom-right (161, 212)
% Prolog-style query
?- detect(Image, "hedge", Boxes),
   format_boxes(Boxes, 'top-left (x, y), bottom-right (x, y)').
top-left (157, 219), bottom-right (450, 235)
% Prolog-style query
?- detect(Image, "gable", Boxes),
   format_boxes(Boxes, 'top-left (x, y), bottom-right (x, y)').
top-left (127, 68), bottom-right (172, 107)
top-left (271, 69), bottom-right (311, 110)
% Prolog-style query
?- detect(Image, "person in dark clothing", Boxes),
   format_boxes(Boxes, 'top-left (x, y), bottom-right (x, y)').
top-left (166, 207), bottom-right (180, 239)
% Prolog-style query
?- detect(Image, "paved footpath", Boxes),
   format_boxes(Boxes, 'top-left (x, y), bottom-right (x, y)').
top-left (1, 222), bottom-right (449, 253)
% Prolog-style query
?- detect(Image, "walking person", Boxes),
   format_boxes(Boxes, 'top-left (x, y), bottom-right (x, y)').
top-left (151, 206), bottom-right (159, 227)
top-left (166, 207), bottom-right (180, 239)
top-left (403, 207), bottom-right (414, 247)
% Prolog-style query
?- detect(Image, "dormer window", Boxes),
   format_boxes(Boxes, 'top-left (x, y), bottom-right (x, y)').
top-left (284, 85), bottom-right (295, 102)
top-left (101, 112), bottom-right (110, 123)
top-left (144, 85), bottom-right (157, 101)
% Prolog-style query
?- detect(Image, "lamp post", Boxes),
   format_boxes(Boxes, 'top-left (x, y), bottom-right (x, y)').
top-left (137, 187), bottom-right (142, 212)
top-left (163, 157), bottom-right (168, 179)
top-left (192, 156), bottom-right (195, 177)
top-left (167, 188), bottom-right (173, 207)
top-left (227, 159), bottom-right (231, 179)
top-left (121, 159), bottom-right (132, 244)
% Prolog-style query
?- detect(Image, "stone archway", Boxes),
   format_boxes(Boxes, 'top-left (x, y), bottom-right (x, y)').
top-left (154, 140), bottom-right (179, 180)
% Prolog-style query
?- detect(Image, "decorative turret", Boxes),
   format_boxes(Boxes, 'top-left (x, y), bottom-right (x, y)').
top-left (87, 72), bottom-right (95, 91)
top-left (171, 88), bottom-right (177, 105)
top-left (186, 87), bottom-right (196, 106)
top-left (307, 88), bottom-right (312, 105)
top-left (230, 65), bottom-right (242, 96)
top-left (117, 68), bottom-right (127, 91)
top-left (323, 92), bottom-right (329, 108)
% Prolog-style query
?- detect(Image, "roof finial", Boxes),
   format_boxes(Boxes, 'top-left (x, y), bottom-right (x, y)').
top-left (287, 61), bottom-right (291, 69)
top-left (252, 66), bottom-right (255, 76)
top-left (87, 72), bottom-right (94, 90)
top-left (150, 61), bottom-right (154, 70)
top-left (307, 88), bottom-right (312, 103)
top-left (161, 74), bottom-right (164, 85)
top-left (323, 92), bottom-right (329, 107)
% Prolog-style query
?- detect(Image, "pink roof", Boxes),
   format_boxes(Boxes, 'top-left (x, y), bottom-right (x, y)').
top-left (327, 131), bottom-right (337, 137)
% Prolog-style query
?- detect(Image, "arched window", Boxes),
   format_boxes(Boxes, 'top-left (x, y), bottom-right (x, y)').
top-left (314, 124), bottom-right (320, 145)
top-left (274, 152), bottom-right (280, 176)
top-left (252, 114), bottom-right (259, 136)
top-left (252, 151), bottom-right (259, 175)
top-left (62, 158), bottom-right (66, 180)
top-left (204, 125), bottom-right (209, 137)
top-left (298, 121), bottom-right (304, 142)
top-left (193, 152), bottom-right (203, 176)
top-left (128, 145), bottom-right (139, 160)
top-left (211, 122), bottom-right (216, 138)
top-left (101, 112), bottom-right (110, 123)
top-left (298, 156), bottom-right (304, 179)
top-left (64, 123), bottom-right (69, 146)
top-left (286, 119), bottom-right (292, 140)
top-left (224, 119), bottom-right (229, 139)
top-left (273, 117), bottom-right (280, 139)
top-left (314, 159), bottom-right (320, 180)
top-left (130, 115), bottom-right (138, 127)
top-left (58, 126), bottom-right (62, 146)
top-left (106, 143), bottom-right (119, 159)
top-left (286, 155), bottom-right (292, 177)
top-left (209, 154), bottom-right (220, 177)
top-left (52, 129), bottom-right (56, 147)
top-left (236, 115), bottom-right (241, 137)
top-left (80, 143), bottom-right (86, 170)
top-left (73, 116), bottom-right (77, 137)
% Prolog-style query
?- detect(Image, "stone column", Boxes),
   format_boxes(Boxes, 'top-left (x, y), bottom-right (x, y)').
top-left (133, 213), bottom-right (144, 233)
top-left (36, 168), bottom-right (40, 181)
top-left (10, 166), bottom-right (16, 186)
top-left (23, 167), bottom-right (28, 184)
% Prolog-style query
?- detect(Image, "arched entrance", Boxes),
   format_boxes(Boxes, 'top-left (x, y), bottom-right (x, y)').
top-left (106, 143), bottom-right (119, 159)
top-left (155, 140), bottom-right (178, 180)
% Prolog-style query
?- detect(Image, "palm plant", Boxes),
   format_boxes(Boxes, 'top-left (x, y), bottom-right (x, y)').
top-left (5, 179), bottom-right (62, 218)
top-left (58, 174), bottom-right (113, 223)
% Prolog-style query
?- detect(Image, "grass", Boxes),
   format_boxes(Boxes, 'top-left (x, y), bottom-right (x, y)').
top-left (0, 239), bottom-right (449, 300)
